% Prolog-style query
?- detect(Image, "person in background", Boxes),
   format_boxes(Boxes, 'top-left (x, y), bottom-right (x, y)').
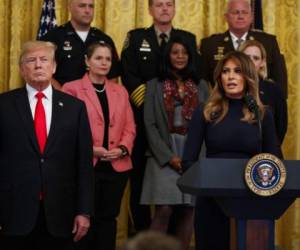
top-left (199, 0), bottom-right (287, 98)
top-left (41, 0), bottom-right (120, 88)
top-left (182, 51), bottom-right (281, 250)
top-left (123, 231), bottom-right (181, 250)
top-left (121, 0), bottom-right (201, 233)
top-left (62, 42), bottom-right (135, 250)
top-left (239, 40), bottom-right (287, 147)
top-left (140, 36), bottom-right (209, 250)
top-left (0, 41), bottom-right (94, 250)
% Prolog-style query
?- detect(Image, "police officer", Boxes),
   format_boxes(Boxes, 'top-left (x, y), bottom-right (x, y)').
top-left (200, 0), bottom-right (288, 98)
top-left (41, 0), bottom-right (120, 88)
top-left (121, 0), bottom-right (201, 233)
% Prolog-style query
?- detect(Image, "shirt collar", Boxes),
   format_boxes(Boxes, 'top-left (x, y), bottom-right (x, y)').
top-left (26, 83), bottom-right (53, 101)
top-left (154, 26), bottom-right (172, 41)
top-left (229, 31), bottom-right (248, 43)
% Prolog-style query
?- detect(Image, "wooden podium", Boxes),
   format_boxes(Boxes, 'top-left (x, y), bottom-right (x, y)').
top-left (177, 158), bottom-right (300, 250)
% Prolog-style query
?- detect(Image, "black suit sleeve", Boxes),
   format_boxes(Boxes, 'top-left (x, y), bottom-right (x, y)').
top-left (76, 103), bottom-right (94, 216)
top-left (185, 33), bottom-right (202, 80)
top-left (121, 31), bottom-right (146, 108)
top-left (199, 38), bottom-right (213, 85)
top-left (268, 39), bottom-right (288, 99)
top-left (262, 109), bottom-right (282, 158)
top-left (105, 36), bottom-right (121, 79)
top-left (273, 84), bottom-right (288, 144)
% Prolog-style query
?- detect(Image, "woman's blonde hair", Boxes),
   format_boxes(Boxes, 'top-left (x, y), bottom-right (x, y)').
top-left (204, 51), bottom-right (264, 124)
top-left (239, 40), bottom-right (268, 79)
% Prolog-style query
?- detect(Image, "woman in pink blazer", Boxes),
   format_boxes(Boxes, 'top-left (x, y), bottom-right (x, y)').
top-left (62, 42), bottom-right (136, 250)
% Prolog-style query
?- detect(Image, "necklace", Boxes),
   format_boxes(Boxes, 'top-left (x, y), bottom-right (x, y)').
top-left (94, 85), bottom-right (106, 93)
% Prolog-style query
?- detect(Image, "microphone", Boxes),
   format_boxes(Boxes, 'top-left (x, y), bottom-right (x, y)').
top-left (244, 94), bottom-right (258, 116)
top-left (244, 94), bottom-right (262, 152)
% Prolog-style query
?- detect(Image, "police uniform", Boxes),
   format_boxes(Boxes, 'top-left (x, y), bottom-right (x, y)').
top-left (41, 21), bottom-right (120, 85)
top-left (121, 25), bottom-right (200, 232)
top-left (199, 30), bottom-right (288, 98)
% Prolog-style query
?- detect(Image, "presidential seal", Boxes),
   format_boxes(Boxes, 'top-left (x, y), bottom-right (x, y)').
top-left (245, 153), bottom-right (286, 196)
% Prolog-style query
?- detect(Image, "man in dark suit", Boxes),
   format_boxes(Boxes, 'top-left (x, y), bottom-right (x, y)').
top-left (121, 0), bottom-right (201, 233)
top-left (0, 41), bottom-right (94, 250)
top-left (200, 0), bottom-right (288, 98)
top-left (41, 0), bottom-right (120, 88)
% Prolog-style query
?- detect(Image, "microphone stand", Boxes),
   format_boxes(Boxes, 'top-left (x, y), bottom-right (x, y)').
top-left (244, 94), bottom-right (262, 153)
top-left (254, 107), bottom-right (262, 153)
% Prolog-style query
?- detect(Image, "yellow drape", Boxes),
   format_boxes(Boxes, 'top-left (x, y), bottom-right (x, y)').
top-left (0, 0), bottom-right (299, 248)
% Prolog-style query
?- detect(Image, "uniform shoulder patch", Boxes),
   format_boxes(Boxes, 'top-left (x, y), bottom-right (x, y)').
top-left (122, 32), bottom-right (130, 51)
top-left (211, 32), bottom-right (223, 37)
top-left (251, 28), bottom-right (263, 33)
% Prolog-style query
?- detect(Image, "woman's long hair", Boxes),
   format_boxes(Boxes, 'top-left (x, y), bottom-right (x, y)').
top-left (204, 51), bottom-right (265, 124)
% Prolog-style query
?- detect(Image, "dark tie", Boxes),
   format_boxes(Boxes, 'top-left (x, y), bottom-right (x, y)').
top-left (236, 38), bottom-right (244, 50)
top-left (34, 92), bottom-right (47, 153)
top-left (160, 33), bottom-right (168, 53)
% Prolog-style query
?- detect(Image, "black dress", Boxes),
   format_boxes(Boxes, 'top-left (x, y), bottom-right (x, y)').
top-left (259, 78), bottom-right (287, 144)
top-left (182, 98), bottom-right (280, 250)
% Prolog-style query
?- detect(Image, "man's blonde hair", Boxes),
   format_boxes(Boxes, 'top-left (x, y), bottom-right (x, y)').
top-left (226, 0), bottom-right (251, 14)
top-left (19, 41), bottom-right (56, 65)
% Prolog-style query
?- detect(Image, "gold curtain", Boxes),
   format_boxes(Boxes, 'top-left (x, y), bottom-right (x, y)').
top-left (0, 0), bottom-right (299, 248)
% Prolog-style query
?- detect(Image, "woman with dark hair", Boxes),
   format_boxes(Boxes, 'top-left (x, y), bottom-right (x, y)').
top-left (62, 42), bottom-right (136, 250)
top-left (140, 36), bottom-right (209, 250)
top-left (182, 51), bottom-right (281, 250)
top-left (239, 40), bottom-right (287, 146)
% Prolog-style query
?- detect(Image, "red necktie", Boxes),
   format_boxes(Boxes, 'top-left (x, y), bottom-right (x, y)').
top-left (34, 92), bottom-right (47, 153)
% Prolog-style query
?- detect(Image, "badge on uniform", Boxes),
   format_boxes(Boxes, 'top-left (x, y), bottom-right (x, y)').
top-left (249, 36), bottom-right (255, 40)
top-left (214, 46), bottom-right (225, 61)
top-left (139, 39), bottom-right (151, 52)
top-left (63, 41), bottom-right (72, 51)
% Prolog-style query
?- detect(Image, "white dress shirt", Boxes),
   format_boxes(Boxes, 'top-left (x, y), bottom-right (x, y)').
top-left (230, 32), bottom-right (248, 50)
top-left (26, 83), bottom-right (52, 135)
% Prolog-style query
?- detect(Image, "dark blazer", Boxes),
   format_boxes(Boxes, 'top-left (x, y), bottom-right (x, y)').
top-left (199, 30), bottom-right (288, 98)
top-left (0, 87), bottom-right (94, 237)
top-left (121, 25), bottom-right (200, 108)
top-left (41, 21), bottom-right (120, 84)
top-left (259, 78), bottom-right (287, 144)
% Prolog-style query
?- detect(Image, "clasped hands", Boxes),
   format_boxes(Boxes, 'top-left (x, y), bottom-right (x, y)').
top-left (93, 146), bottom-right (122, 161)
top-left (169, 156), bottom-right (183, 174)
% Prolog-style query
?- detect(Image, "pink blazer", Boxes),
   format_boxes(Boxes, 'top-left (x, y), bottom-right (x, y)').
top-left (62, 73), bottom-right (136, 172)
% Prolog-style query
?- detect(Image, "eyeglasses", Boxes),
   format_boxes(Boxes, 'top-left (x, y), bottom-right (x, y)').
top-left (229, 10), bottom-right (251, 16)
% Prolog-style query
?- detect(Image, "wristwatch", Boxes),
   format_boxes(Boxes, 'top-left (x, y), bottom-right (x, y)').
top-left (118, 145), bottom-right (128, 158)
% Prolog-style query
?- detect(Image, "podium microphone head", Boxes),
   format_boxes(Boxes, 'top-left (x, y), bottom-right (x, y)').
top-left (244, 94), bottom-right (258, 113)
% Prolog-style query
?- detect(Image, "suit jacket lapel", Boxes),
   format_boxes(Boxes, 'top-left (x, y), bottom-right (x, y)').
top-left (15, 88), bottom-right (40, 154)
top-left (82, 75), bottom-right (104, 121)
top-left (105, 80), bottom-right (117, 123)
top-left (157, 80), bottom-right (168, 123)
top-left (43, 89), bottom-right (62, 154)
top-left (224, 30), bottom-right (235, 52)
top-left (247, 31), bottom-right (256, 41)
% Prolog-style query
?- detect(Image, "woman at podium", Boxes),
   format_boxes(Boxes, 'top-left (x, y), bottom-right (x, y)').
top-left (182, 51), bottom-right (281, 250)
